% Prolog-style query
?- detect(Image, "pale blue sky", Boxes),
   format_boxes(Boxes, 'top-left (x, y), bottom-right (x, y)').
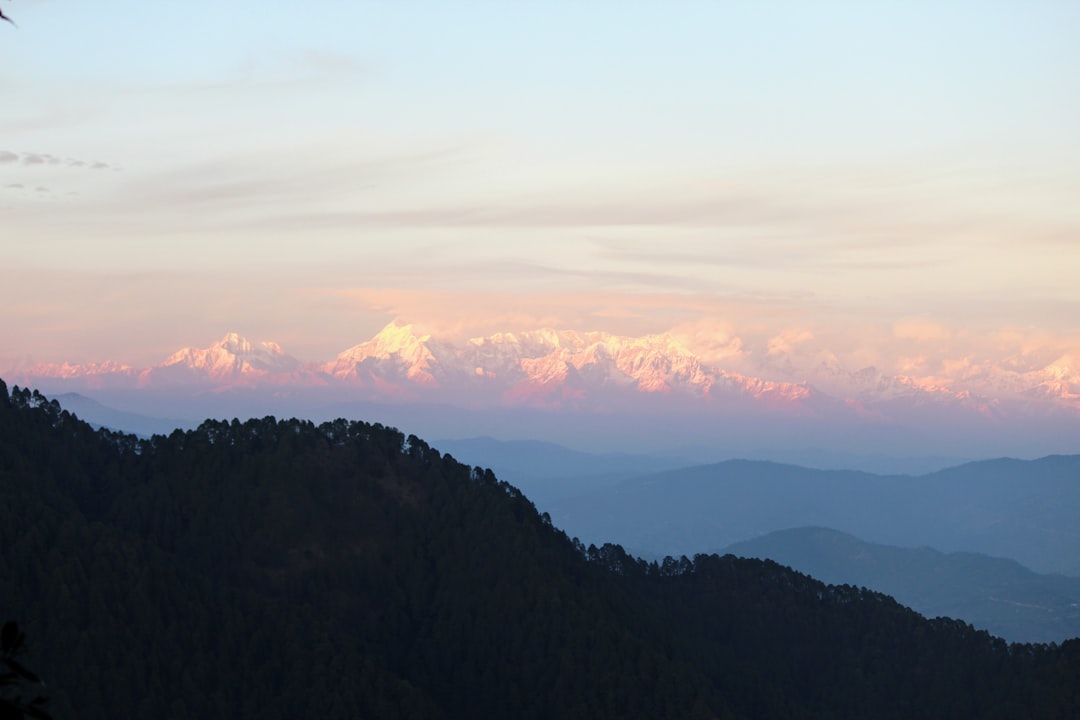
top-left (2, 1), bottom-right (1080, 371)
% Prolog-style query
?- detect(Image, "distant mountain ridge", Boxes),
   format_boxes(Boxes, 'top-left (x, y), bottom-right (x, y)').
top-left (725, 527), bottom-right (1080, 644)
top-left (10, 323), bottom-right (1080, 460)
top-left (430, 436), bottom-right (690, 506)
top-left (325, 323), bottom-right (815, 408)
top-left (549, 456), bottom-right (1080, 576)
top-left (15, 333), bottom-right (315, 390)
top-left (150, 332), bottom-right (303, 384)
top-left (14, 321), bottom-right (1077, 415)
top-left (4, 379), bottom-right (1079, 719)
top-left (48, 393), bottom-right (195, 436)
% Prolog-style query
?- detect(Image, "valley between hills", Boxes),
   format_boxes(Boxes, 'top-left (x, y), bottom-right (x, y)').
top-left (22, 384), bottom-right (1080, 646)
top-left (3, 379), bottom-right (1080, 719)
top-left (9, 3), bottom-right (1080, 718)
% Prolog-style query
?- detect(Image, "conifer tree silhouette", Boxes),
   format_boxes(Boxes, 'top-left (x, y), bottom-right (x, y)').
top-left (1, 622), bottom-right (51, 720)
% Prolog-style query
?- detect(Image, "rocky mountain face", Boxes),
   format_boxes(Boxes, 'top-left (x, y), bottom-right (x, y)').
top-left (10, 322), bottom-right (1080, 423)
top-left (326, 324), bottom-right (816, 410)
top-left (15, 323), bottom-right (810, 406)
top-left (140, 332), bottom-right (305, 386)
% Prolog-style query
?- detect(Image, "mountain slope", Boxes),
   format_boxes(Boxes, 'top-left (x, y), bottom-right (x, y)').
top-left (548, 457), bottom-right (1080, 575)
top-left (429, 436), bottom-right (686, 505)
top-left (725, 527), bottom-right (1080, 643)
top-left (2, 380), bottom-right (1079, 719)
top-left (49, 392), bottom-right (194, 436)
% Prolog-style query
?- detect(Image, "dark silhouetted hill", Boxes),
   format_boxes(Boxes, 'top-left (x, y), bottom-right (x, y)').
top-left (2, 379), bottom-right (1078, 719)
top-left (726, 527), bottom-right (1080, 643)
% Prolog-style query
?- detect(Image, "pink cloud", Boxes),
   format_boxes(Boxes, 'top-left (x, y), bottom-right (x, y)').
top-left (766, 328), bottom-right (815, 356)
top-left (670, 319), bottom-right (746, 366)
top-left (893, 318), bottom-right (952, 343)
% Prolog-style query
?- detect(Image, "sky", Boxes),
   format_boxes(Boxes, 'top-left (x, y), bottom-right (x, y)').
top-left (3, 1), bottom-right (1080, 378)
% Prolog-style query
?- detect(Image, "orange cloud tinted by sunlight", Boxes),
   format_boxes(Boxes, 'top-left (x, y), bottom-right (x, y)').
top-left (893, 318), bottom-right (952, 343)
top-left (313, 286), bottom-right (769, 343)
top-left (766, 329), bottom-right (815, 356)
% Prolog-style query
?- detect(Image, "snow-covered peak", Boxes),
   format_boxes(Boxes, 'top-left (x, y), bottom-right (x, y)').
top-left (1041, 354), bottom-right (1078, 382)
top-left (18, 323), bottom-right (1080, 421)
top-left (469, 329), bottom-right (563, 355)
top-left (18, 360), bottom-right (134, 379)
top-left (335, 322), bottom-right (435, 361)
top-left (328, 322), bottom-right (443, 386)
top-left (218, 332), bottom-right (256, 355)
top-left (155, 332), bottom-right (302, 380)
top-left (372, 322), bottom-right (430, 356)
top-left (326, 324), bottom-right (722, 397)
top-left (1024, 354), bottom-right (1080, 407)
top-left (469, 327), bottom-right (716, 396)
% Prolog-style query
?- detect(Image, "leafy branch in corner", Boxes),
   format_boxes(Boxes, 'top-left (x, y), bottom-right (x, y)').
top-left (1, 623), bottom-right (51, 720)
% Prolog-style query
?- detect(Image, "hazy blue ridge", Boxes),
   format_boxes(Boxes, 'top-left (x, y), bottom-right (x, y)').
top-left (725, 527), bottom-right (1080, 644)
top-left (549, 457), bottom-right (1080, 576)
top-left (4, 379), bottom-right (1079, 719)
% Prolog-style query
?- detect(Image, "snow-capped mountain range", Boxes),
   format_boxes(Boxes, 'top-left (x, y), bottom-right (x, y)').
top-left (155, 332), bottom-right (302, 381)
top-left (8, 322), bottom-right (1080, 419)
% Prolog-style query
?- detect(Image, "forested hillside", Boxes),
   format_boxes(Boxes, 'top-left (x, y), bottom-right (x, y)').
top-left (2, 379), bottom-right (1078, 719)
top-left (549, 457), bottom-right (1080, 574)
top-left (725, 527), bottom-right (1080, 643)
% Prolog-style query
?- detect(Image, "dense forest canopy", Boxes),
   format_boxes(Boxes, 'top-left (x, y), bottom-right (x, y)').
top-left (1, 378), bottom-right (1078, 719)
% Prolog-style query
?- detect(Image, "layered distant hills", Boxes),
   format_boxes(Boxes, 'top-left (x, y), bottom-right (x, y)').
top-left (3, 381), bottom-right (1079, 719)
top-left (547, 457), bottom-right (1080, 576)
top-left (9, 322), bottom-right (1080, 458)
top-left (409, 438), bottom-right (1080, 643)
top-left (725, 528), bottom-right (1080, 644)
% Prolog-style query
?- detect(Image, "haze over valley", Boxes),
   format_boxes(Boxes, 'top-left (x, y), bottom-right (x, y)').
top-left (4, 2), bottom-right (1080, 717)
top-left (8, 322), bottom-right (1080, 461)
top-left (10, 321), bottom-right (1078, 648)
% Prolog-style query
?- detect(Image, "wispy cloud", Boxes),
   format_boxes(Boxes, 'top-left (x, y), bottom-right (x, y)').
top-left (311, 284), bottom-right (827, 347)
top-left (0, 150), bottom-right (119, 171)
top-left (767, 328), bottom-right (816, 356)
top-left (96, 163), bottom-right (1075, 287)
top-left (107, 144), bottom-right (466, 217)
